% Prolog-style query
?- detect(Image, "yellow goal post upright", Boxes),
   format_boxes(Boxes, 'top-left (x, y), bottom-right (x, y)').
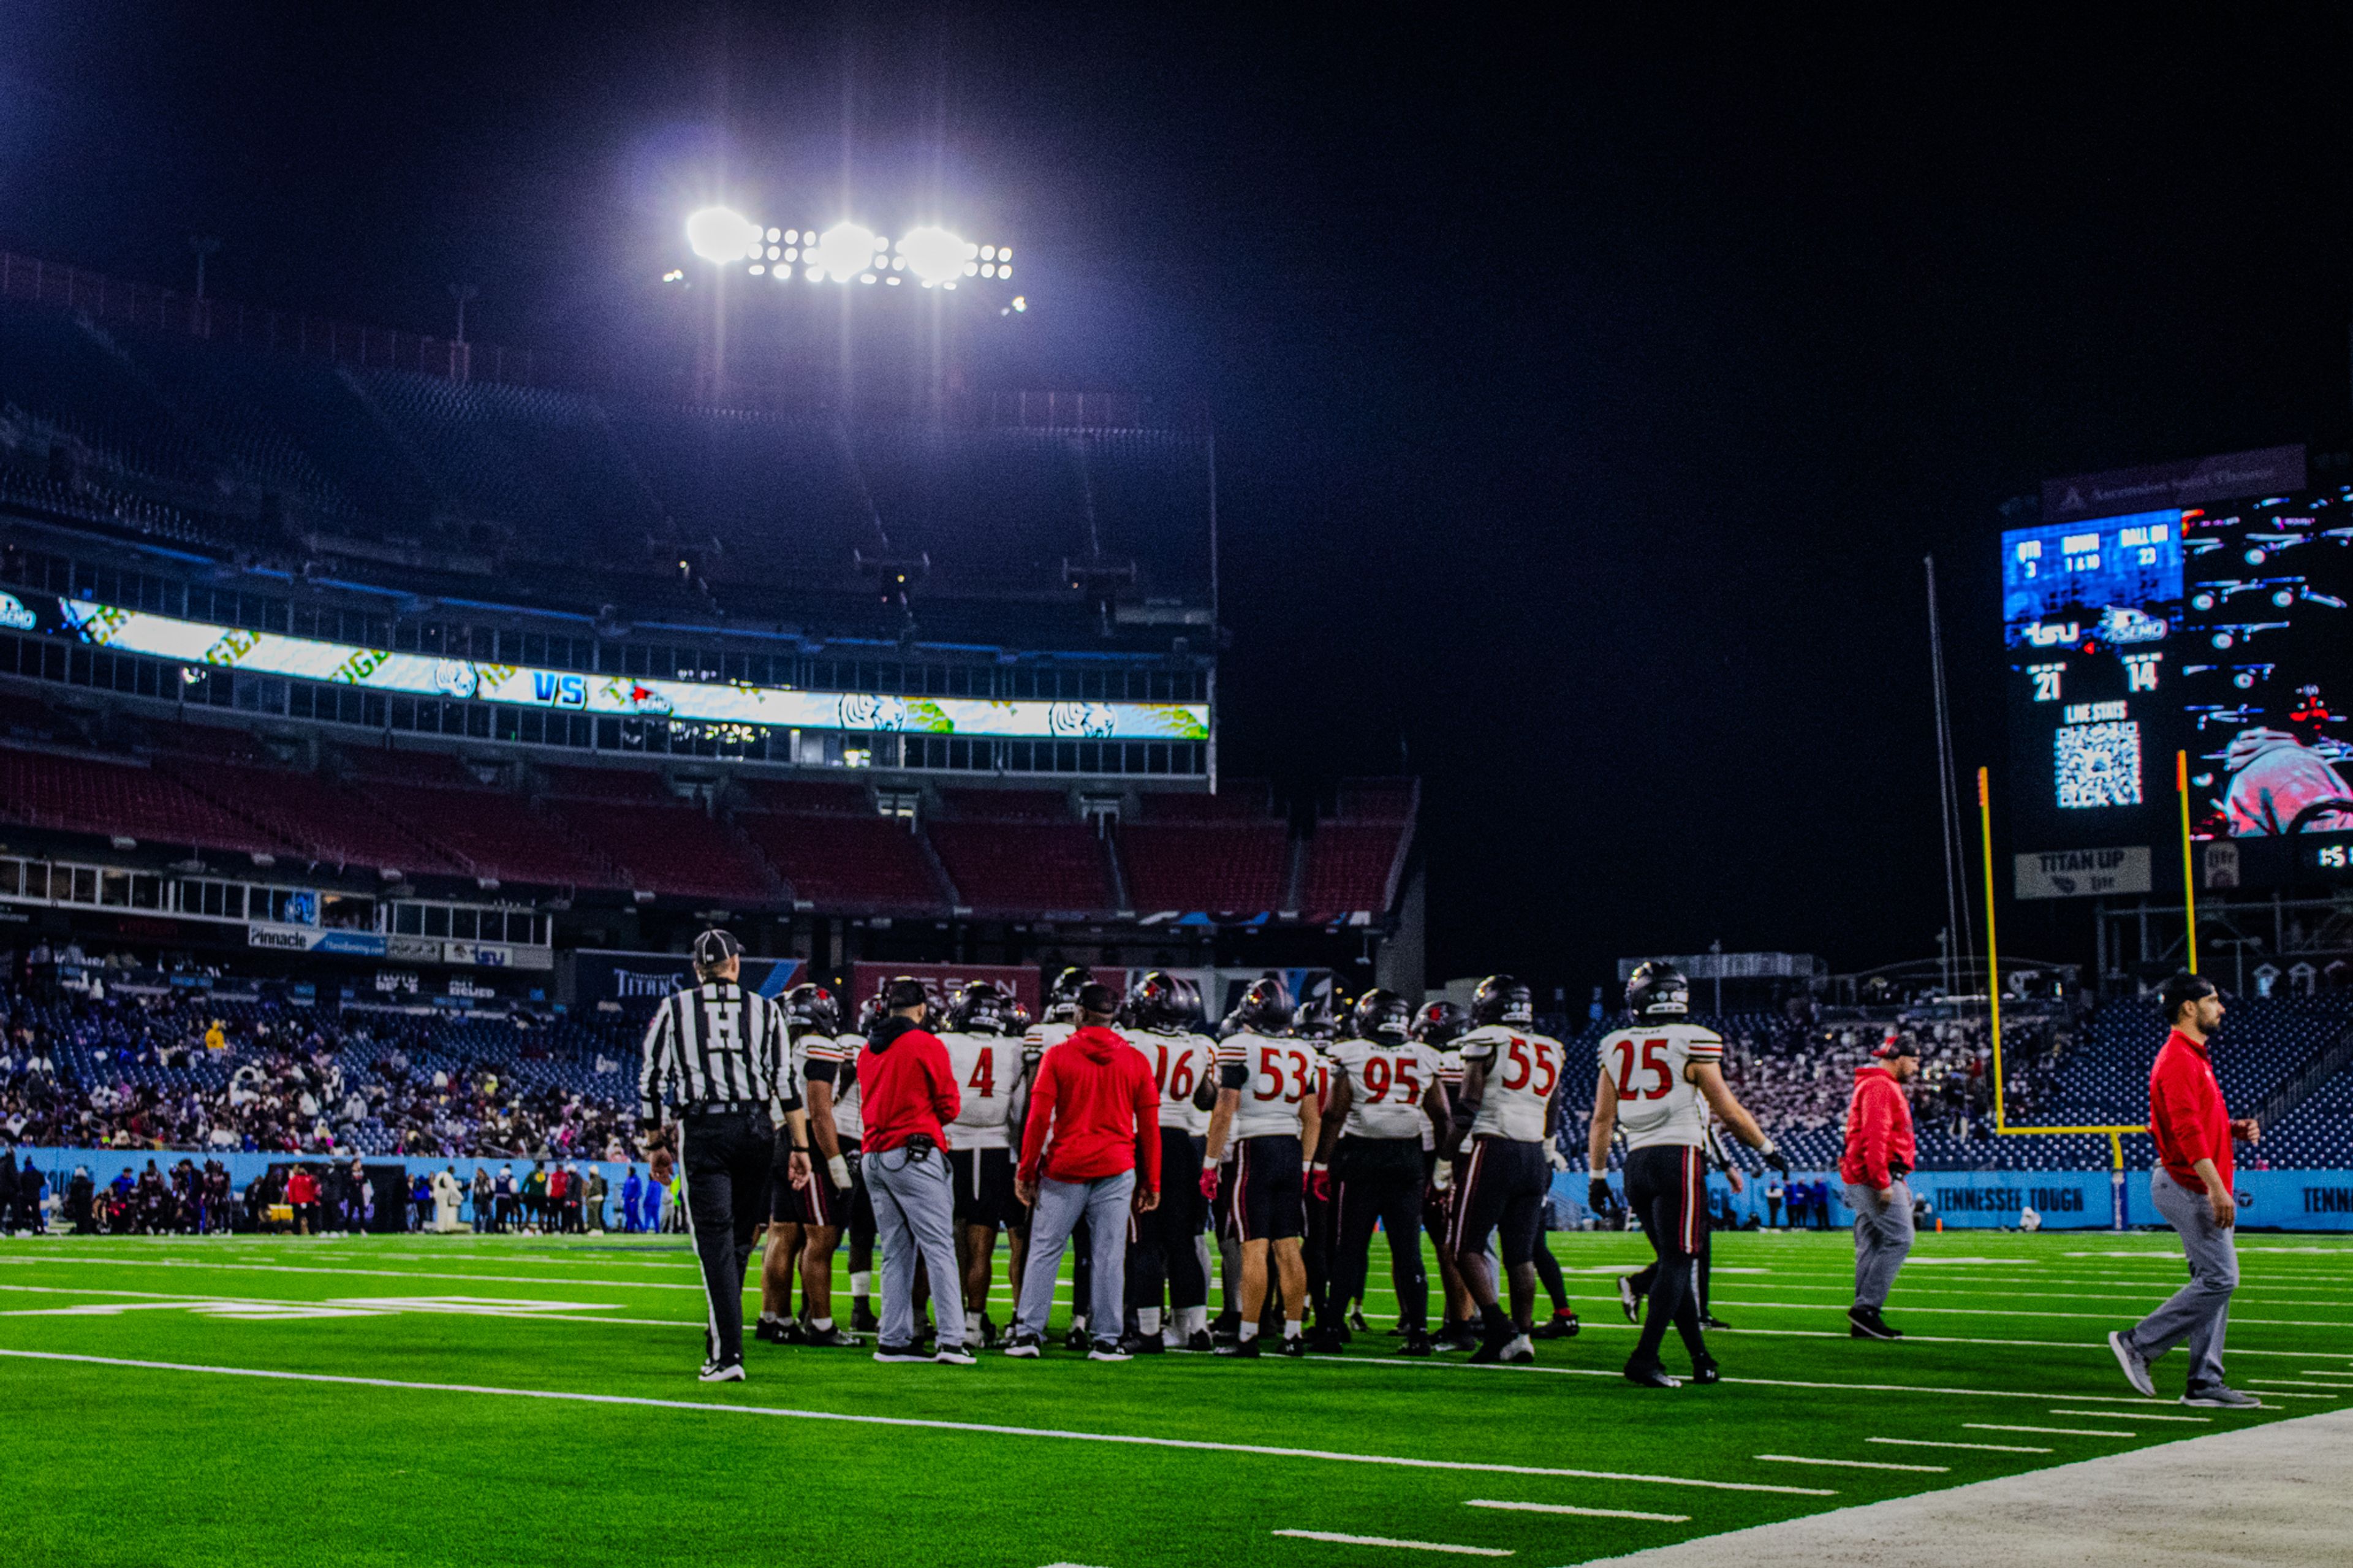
top-left (1977, 765), bottom-right (2143, 1230)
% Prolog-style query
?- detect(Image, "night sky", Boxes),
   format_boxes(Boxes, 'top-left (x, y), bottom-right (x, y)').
top-left (7, 6), bottom-right (2353, 993)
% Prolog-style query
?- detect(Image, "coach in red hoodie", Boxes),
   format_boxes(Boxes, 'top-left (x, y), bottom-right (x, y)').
top-left (1840, 1032), bottom-right (1918, 1340)
top-left (858, 977), bottom-right (969, 1364)
top-left (1007, 982), bottom-right (1161, 1360)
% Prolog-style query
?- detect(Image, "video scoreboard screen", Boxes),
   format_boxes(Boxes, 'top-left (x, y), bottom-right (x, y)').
top-left (2006, 485), bottom-right (2353, 889)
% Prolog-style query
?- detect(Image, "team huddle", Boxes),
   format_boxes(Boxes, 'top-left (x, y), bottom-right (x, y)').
top-left (652, 955), bottom-right (1792, 1386)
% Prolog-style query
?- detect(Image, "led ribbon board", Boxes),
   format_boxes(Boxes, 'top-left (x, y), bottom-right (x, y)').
top-left (59, 600), bottom-right (1209, 743)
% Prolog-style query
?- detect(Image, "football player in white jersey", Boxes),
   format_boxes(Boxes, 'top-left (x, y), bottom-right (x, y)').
top-left (1205, 978), bottom-right (1322, 1357)
top-left (1316, 988), bottom-right (1452, 1355)
top-left (1117, 972), bottom-right (1219, 1352)
top-left (941, 982), bottom-right (1026, 1349)
top-left (1590, 961), bottom-right (1787, 1388)
top-left (1412, 1000), bottom-right (1478, 1348)
top-left (1443, 975), bottom-right (1569, 1363)
top-left (820, 993), bottom-right (882, 1335)
top-left (776, 983), bottom-right (862, 1348)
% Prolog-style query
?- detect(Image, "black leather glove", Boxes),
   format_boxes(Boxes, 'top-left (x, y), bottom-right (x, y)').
top-left (1761, 1144), bottom-right (1790, 1176)
top-left (1588, 1177), bottom-right (1612, 1213)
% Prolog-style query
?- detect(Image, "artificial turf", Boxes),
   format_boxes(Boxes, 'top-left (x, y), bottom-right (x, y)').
top-left (2, 1226), bottom-right (2346, 1567)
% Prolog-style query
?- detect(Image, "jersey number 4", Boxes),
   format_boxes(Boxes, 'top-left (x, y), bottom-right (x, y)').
top-left (967, 1047), bottom-right (996, 1099)
top-left (1609, 1038), bottom-right (1674, 1100)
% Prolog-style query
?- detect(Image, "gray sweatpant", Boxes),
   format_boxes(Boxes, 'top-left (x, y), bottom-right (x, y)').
top-left (866, 1143), bottom-right (968, 1352)
top-left (1844, 1179), bottom-right (1914, 1311)
top-left (2126, 1165), bottom-right (2237, 1390)
top-left (1015, 1169), bottom-right (1135, 1344)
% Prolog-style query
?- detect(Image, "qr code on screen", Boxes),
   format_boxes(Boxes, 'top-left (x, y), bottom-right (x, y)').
top-left (2055, 720), bottom-right (2142, 809)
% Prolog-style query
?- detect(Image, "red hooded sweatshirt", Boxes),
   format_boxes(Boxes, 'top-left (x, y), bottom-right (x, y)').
top-left (1017, 1024), bottom-right (1162, 1189)
top-left (1839, 1064), bottom-right (1916, 1189)
top-left (858, 1016), bottom-right (961, 1154)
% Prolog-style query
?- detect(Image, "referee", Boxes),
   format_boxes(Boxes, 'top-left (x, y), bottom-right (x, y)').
top-left (638, 929), bottom-right (811, 1382)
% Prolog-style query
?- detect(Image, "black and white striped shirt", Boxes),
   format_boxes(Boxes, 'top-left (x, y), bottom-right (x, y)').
top-left (637, 982), bottom-right (800, 1124)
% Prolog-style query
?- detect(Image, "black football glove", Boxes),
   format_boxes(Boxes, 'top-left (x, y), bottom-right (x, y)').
top-left (1588, 1177), bottom-right (1612, 1213)
top-left (1760, 1143), bottom-right (1790, 1176)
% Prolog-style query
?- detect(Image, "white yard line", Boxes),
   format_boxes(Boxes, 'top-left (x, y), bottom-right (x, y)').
top-left (14, 1252), bottom-right (711, 1292)
top-left (1868, 1437), bottom-right (2050, 1453)
top-left (1308, 1354), bottom-right (2205, 1406)
top-left (1756, 1453), bottom-right (1948, 1473)
top-left (1463, 1499), bottom-right (1688, 1523)
top-left (0, 1349), bottom-right (1831, 1493)
top-left (1966, 1423), bottom-right (2135, 1438)
top-left (1272, 1529), bottom-right (1509, 1556)
top-left (2048, 1408), bottom-right (2205, 1423)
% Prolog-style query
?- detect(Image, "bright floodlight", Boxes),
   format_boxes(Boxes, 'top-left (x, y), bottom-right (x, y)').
top-left (686, 207), bottom-right (763, 265)
top-left (898, 226), bottom-right (969, 287)
top-left (814, 222), bottom-right (878, 281)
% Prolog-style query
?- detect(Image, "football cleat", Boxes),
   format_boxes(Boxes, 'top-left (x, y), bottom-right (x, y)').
top-left (1116, 1331), bottom-right (1165, 1356)
top-left (1623, 1360), bottom-right (1682, 1388)
top-left (1349, 1307), bottom-right (1371, 1333)
top-left (1618, 1276), bottom-right (1644, 1322)
top-left (1002, 1333), bottom-right (1043, 1358)
top-left (1501, 1335), bottom-right (1535, 1365)
top-left (1088, 1341), bottom-right (1132, 1362)
top-left (2181, 1383), bottom-right (2262, 1408)
top-left (1699, 1313), bottom-right (1731, 1331)
top-left (933, 1344), bottom-right (976, 1365)
top-left (976, 1313), bottom-right (999, 1349)
top-left (872, 1344), bottom-right (931, 1363)
top-left (1276, 1333), bottom-right (1307, 1358)
top-left (1397, 1328), bottom-right (1434, 1357)
top-left (1216, 1336), bottom-right (1262, 1358)
top-left (1307, 1323), bottom-right (1349, 1353)
top-left (754, 1317), bottom-right (792, 1345)
top-left (1469, 1325), bottom-right (1514, 1365)
top-left (800, 1325), bottom-right (862, 1349)
top-left (1531, 1309), bottom-right (1580, 1340)
top-left (1183, 1330), bottom-right (1216, 1352)
top-left (697, 1357), bottom-right (745, 1383)
top-left (1689, 1356), bottom-right (1722, 1385)
top-left (1065, 1320), bottom-right (1093, 1352)
top-left (850, 1304), bottom-right (880, 1335)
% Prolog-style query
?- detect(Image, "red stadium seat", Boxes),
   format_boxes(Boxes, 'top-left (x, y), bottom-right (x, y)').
top-left (1297, 820), bottom-right (1409, 919)
top-left (1117, 822), bottom-right (1290, 914)
top-left (180, 761), bottom-right (464, 876)
top-left (925, 820), bottom-right (1116, 917)
top-left (737, 810), bottom-right (949, 914)
top-left (542, 797), bottom-right (775, 903)
top-left (364, 781), bottom-right (618, 889)
top-left (0, 743), bottom-right (289, 858)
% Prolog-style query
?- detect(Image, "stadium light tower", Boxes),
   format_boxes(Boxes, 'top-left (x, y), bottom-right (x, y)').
top-left (686, 206), bottom-right (763, 265)
top-left (670, 206), bottom-right (1015, 297)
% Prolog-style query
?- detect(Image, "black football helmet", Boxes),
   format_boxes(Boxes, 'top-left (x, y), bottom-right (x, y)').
top-left (1233, 976), bottom-right (1294, 1034)
top-left (1045, 964), bottom-right (1090, 1023)
top-left (1352, 988), bottom-right (1411, 1042)
top-left (1292, 987), bottom-right (1342, 1041)
top-left (1004, 998), bottom-right (1033, 1036)
top-left (1172, 976), bottom-right (1205, 1030)
top-left (1411, 999), bottom-right (1467, 1048)
top-left (782, 982), bottom-right (840, 1038)
top-left (855, 991), bottom-right (888, 1034)
top-left (947, 981), bottom-right (1009, 1036)
top-left (1470, 974), bottom-right (1534, 1028)
top-left (1124, 970), bottom-right (1184, 1031)
top-left (1624, 961), bottom-right (1690, 1021)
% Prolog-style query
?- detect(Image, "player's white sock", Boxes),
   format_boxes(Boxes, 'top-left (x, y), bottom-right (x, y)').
top-left (1238, 1320), bottom-right (1259, 1342)
top-left (757, 1312), bottom-right (778, 1325)
top-left (1283, 1319), bottom-right (1303, 1341)
top-left (1137, 1308), bottom-right (1161, 1336)
top-left (811, 1316), bottom-right (833, 1331)
top-left (851, 1272), bottom-right (871, 1301)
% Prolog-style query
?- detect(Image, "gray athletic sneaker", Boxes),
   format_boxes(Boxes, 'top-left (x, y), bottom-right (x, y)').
top-left (2181, 1383), bottom-right (2262, 1409)
top-left (2107, 1330), bottom-right (2155, 1397)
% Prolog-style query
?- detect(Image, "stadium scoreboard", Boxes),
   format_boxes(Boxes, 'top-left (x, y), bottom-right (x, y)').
top-left (2006, 469), bottom-right (2353, 893)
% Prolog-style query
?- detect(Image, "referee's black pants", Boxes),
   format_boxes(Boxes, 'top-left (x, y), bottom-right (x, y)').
top-left (678, 1108), bottom-right (772, 1366)
top-left (1332, 1136), bottom-right (1429, 1330)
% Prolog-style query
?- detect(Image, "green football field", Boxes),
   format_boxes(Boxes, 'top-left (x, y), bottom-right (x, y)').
top-left (3, 1225), bottom-right (2347, 1567)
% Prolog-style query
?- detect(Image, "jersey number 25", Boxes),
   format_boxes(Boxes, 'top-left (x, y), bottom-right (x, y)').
top-left (1608, 1038), bottom-right (1673, 1100)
